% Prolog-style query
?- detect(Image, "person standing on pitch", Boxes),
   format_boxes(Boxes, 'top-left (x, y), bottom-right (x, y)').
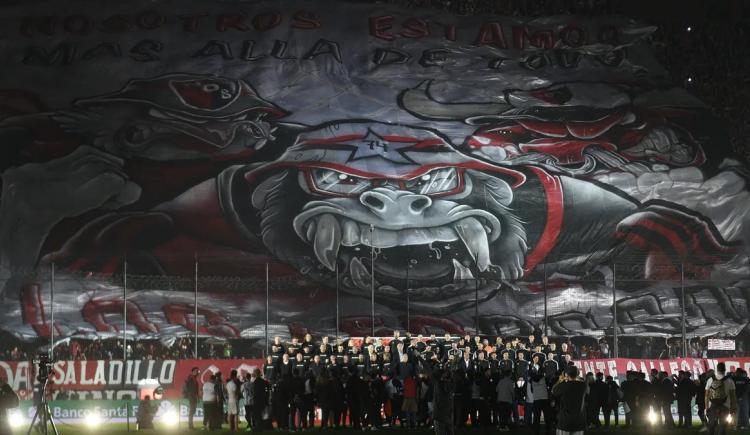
top-left (552, 365), bottom-right (588, 435)
top-left (432, 368), bottom-right (456, 435)
top-left (182, 367), bottom-right (200, 430)
top-left (0, 376), bottom-right (20, 435)
top-left (241, 373), bottom-right (255, 430)
top-left (202, 374), bottom-right (217, 430)
top-left (705, 363), bottom-right (737, 435)
top-left (676, 371), bottom-right (697, 428)
top-left (226, 370), bottom-right (240, 432)
top-left (734, 369), bottom-right (749, 429)
top-left (251, 369), bottom-right (269, 432)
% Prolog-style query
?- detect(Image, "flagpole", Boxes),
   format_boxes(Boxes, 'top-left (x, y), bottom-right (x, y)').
top-left (194, 253), bottom-right (199, 358)
top-left (123, 258), bottom-right (127, 362)
top-left (335, 263), bottom-right (340, 342)
top-left (406, 260), bottom-right (410, 334)
top-left (370, 224), bottom-right (375, 338)
top-left (50, 262), bottom-right (55, 360)
top-left (265, 262), bottom-right (270, 357)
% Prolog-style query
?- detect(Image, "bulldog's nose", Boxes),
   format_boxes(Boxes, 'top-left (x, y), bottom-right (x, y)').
top-left (359, 188), bottom-right (432, 218)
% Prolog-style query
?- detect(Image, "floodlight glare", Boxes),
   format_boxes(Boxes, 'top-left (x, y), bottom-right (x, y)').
top-left (163, 409), bottom-right (180, 427)
top-left (8, 409), bottom-right (24, 428)
top-left (85, 412), bottom-right (102, 429)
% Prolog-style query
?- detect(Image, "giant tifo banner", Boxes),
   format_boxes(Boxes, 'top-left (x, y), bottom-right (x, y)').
top-left (0, 0), bottom-right (749, 342)
top-left (2, 358), bottom-right (750, 399)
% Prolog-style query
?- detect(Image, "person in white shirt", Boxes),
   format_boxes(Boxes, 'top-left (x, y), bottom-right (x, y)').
top-left (226, 370), bottom-right (240, 432)
top-left (705, 363), bottom-right (737, 435)
top-left (202, 376), bottom-right (217, 430)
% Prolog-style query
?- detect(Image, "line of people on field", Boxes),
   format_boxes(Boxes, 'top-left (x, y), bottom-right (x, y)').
top-left (181, 332), bottom-right (749, 434)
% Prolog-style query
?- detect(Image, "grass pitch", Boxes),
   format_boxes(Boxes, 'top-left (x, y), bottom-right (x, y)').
top-left (15, 422), bottom-right (745, 435)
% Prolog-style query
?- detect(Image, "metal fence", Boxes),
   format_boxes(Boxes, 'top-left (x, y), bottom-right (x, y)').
top-left (4, 251), bottom-right (746, 361)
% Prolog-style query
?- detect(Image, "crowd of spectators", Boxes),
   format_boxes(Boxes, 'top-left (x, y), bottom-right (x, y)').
top-left (1, 333), bottom-right (746, 362)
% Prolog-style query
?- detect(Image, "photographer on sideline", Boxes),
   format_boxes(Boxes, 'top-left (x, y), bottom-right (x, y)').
top-left (0, 376), bottom-right (20, 435)
top-left (552, 365), bottom-right (588, 435)
top-left (136, 395), bottom-right (156, 430)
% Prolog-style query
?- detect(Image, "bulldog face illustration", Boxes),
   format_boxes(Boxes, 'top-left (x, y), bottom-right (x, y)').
top-left (238, 120), bottom-right (733, 314)
top-left (241, 121), bottom-right (529, 311)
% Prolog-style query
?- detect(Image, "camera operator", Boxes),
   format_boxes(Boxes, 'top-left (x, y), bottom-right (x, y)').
top-left (0, 376), bottom-right (20, 435)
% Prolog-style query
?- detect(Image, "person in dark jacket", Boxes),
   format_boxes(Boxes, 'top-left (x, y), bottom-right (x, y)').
top-left (634, 372), bottom-right (652, 427)
top-left (0, 376), bottom-right (19, 435)
top-left (136, 395), bottom-right (156, 429)
top-left (213, 372), bottom-right (225, 430)
top-left (603, 375), bottom-right (621, 427)
top-left (620, 371), bottom-right (636, 428)
top-left (252, 370), bottom-right (269, 432)
top-left (315, 370), bottom-right (335, 429)
top-left (289, 373), bottom-right (305, 431)
top-left (676, 371), bottom-right (697, 427)
top-left (182, 367), bottom-right (200, 429)
top-left (263, 355), bottom-right (276, 385)
top-left (587, 372), bottom-right (606, 428)
top-left (735, 368), bottom-right (749, 429)
top-left (658, 371), bottom-right (676, 427)
top-left (272, 375), bottom-right (291, 431)
top-left (552, 365), bottom-right (588, 435)
top-left (478, 369), bottom-right (495, 427)
top-left (346, 372), bottom-right (364, 430)
top-left (368, 374), bottom-right (386, 429)
top-left (432, 368), bottom-right (456, 435)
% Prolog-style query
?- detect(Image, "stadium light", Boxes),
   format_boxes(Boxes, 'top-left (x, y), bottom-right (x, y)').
top-left (162, 409), bottom-right (180, 427)
top-left (687, 26), bottom-right (692, 32)
top-left (647, 407), bottom-right (658, 425)
top-left (8, 409), bottom-right (24, 429)
top-left (85, 412), bottom-right (102, 429)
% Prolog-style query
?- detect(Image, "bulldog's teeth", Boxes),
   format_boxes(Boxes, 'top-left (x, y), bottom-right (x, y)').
top-left (342, 219), bottom-right (360, 246)
top-left (313, 214), bottom-right (341, 272)
top-left (359, 224), bottom-right (398, 248)
top-left (377, 285), bottom-right (401, 296)
top-left (305, 220), bottom-right (317, 242)
top-left (454, 217), bottom-right (491, 272)
top-left (452, 259), bottom-right (475, 281)
top-left (349, 257), bottom-right (372, 290)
